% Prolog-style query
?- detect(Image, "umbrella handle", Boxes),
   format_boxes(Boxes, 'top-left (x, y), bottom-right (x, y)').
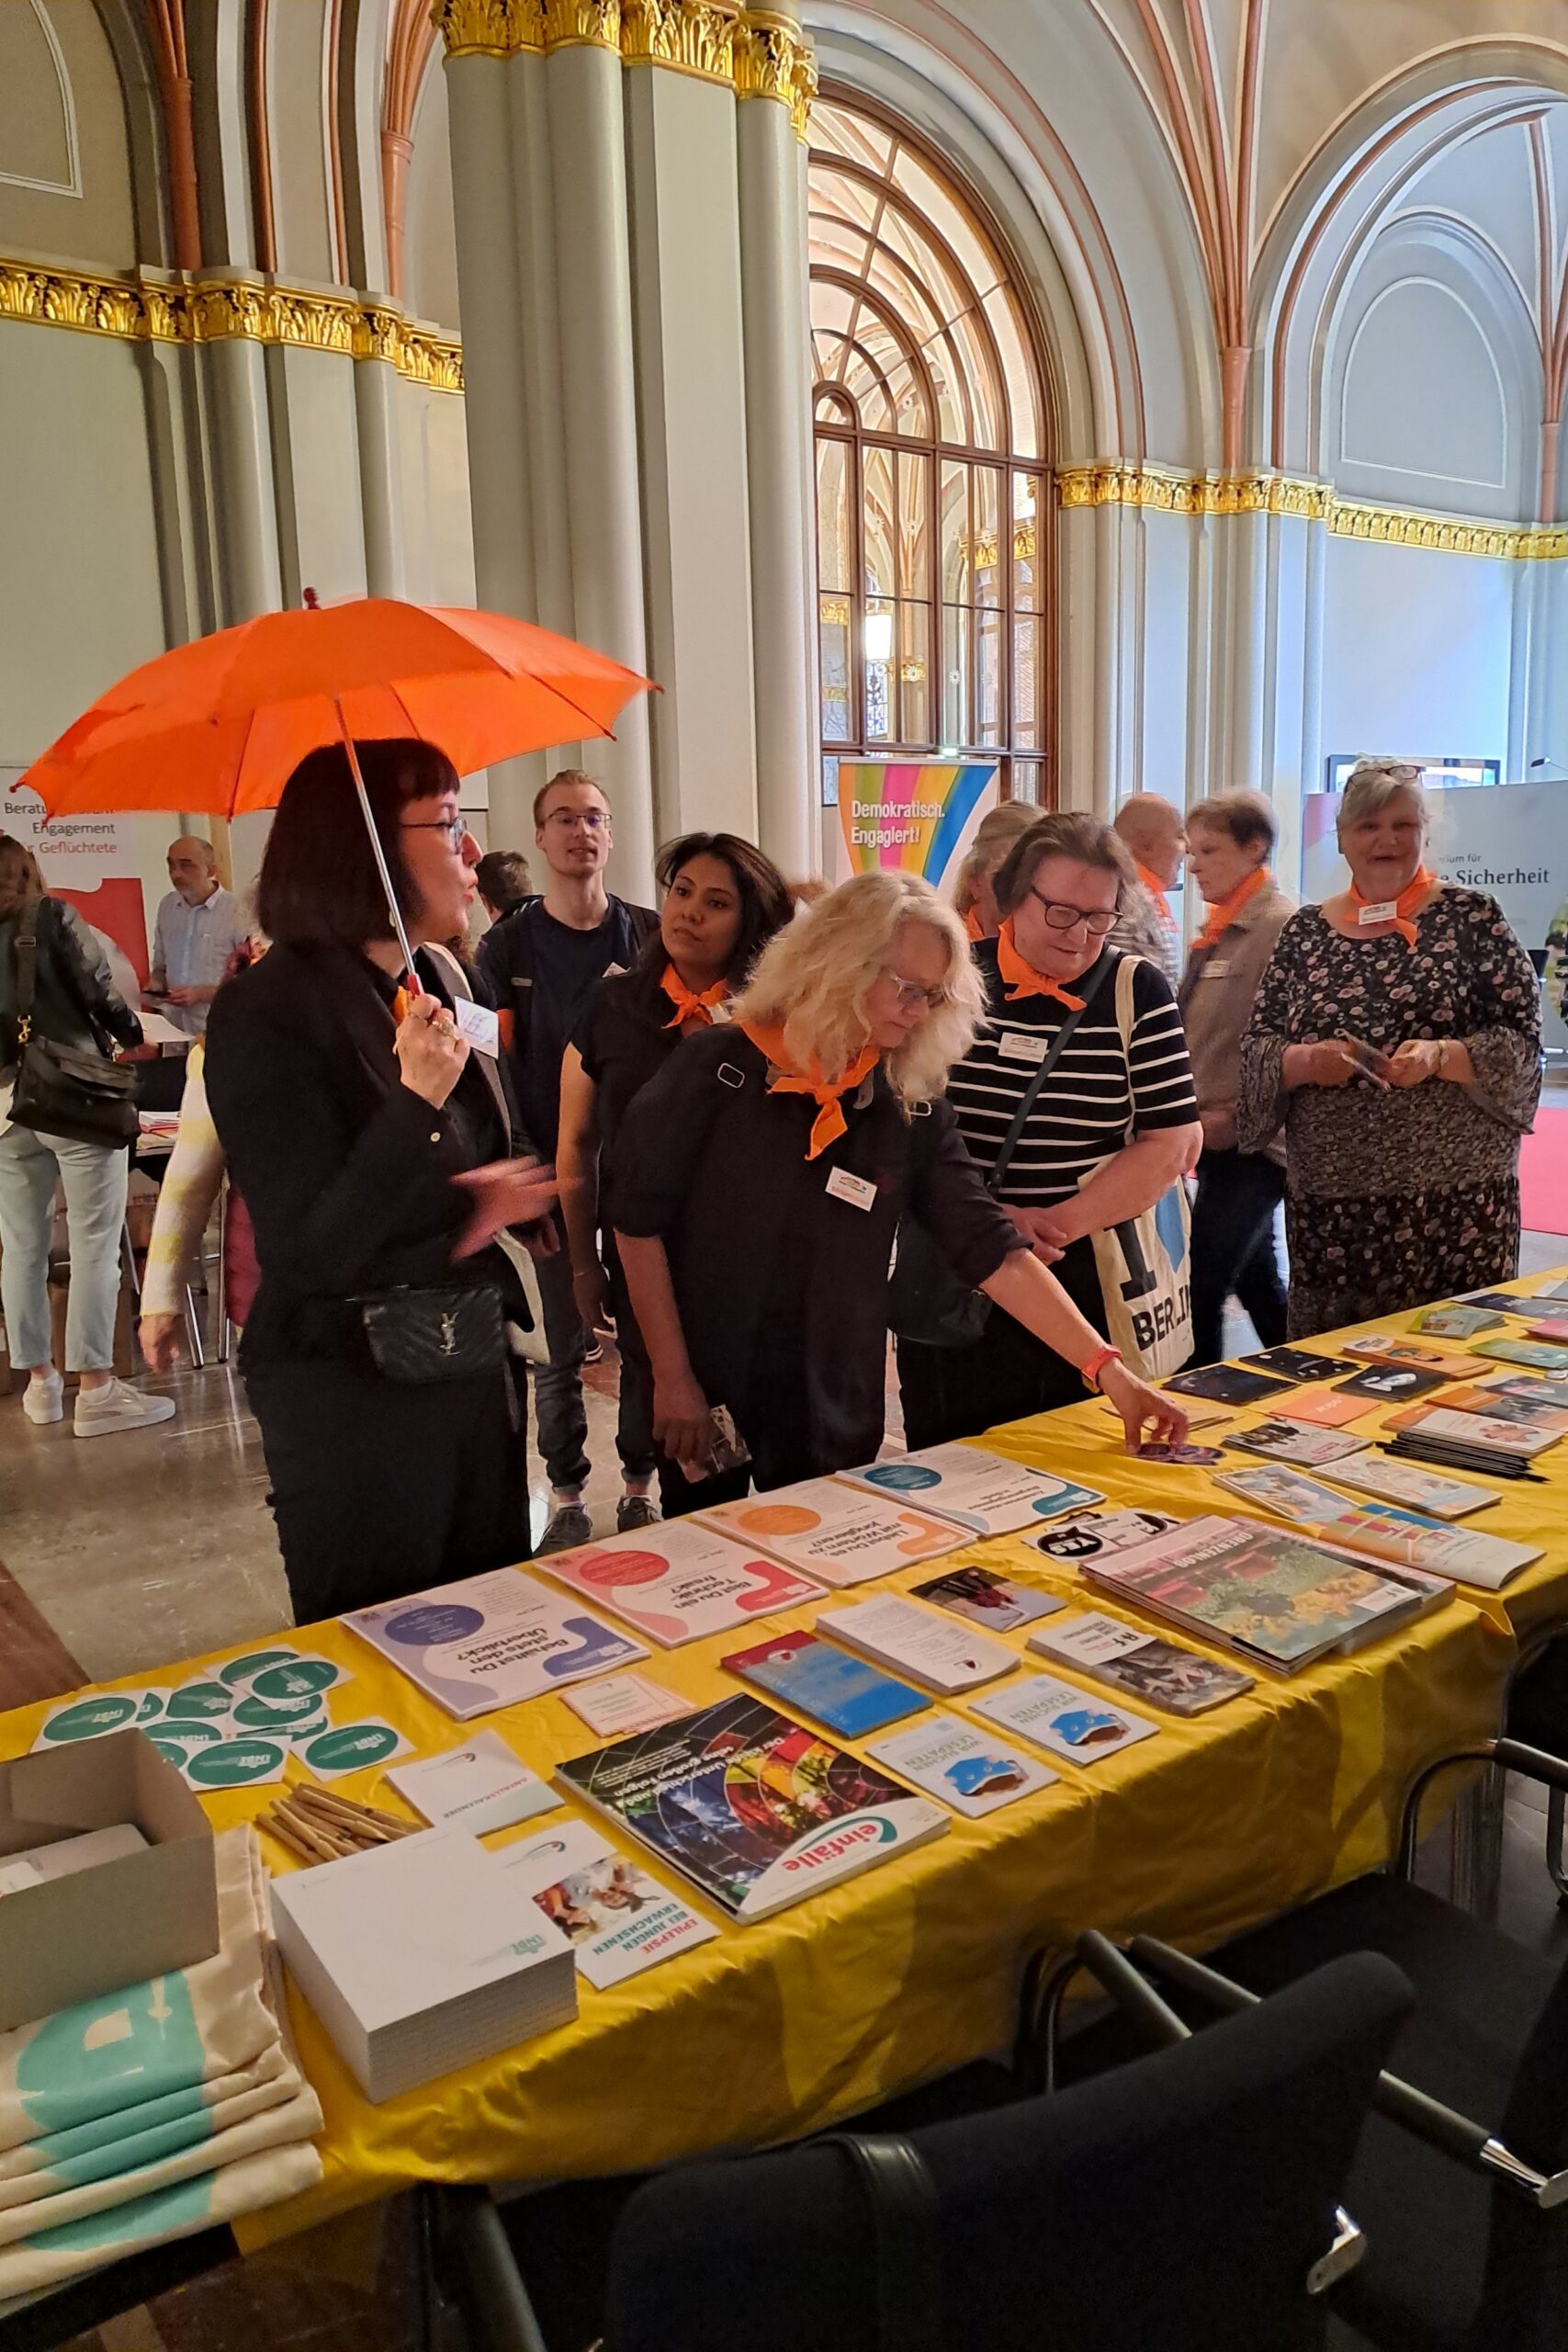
top-left (334, 701), bottom-right (420, 983)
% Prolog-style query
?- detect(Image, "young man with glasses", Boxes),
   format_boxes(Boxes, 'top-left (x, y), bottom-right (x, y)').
top-left (897, 808), bottom-right (1201, 1449)
top-left (478, 769), bottom-right (657, 1550)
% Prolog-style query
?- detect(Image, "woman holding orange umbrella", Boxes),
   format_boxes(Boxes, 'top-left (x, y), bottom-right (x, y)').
top-left (205, 740), bottom-right (558, 1622)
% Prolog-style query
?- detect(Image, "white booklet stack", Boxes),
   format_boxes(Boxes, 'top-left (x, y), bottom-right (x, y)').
top-left (269, 1827), bottom-right (578, 2102)
top-left (815, 1595), bottom-right (1018, 1693)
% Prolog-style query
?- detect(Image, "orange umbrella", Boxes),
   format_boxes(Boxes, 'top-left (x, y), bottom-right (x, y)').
top-left (24, 593), bottom-right (653, 970)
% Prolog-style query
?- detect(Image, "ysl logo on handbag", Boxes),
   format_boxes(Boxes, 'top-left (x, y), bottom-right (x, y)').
top-left (439, 1311), bottom-right (457, 1355)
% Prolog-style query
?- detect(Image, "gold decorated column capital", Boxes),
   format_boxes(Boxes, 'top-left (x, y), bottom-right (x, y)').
top-left (623, 0), bottom-right (739, 83)
top-left (540, 0), bottom-right (622, 50)
top-left (735, 8), bottom-right (814, 137)
top-left (433, 0), bottom-right (545, 59)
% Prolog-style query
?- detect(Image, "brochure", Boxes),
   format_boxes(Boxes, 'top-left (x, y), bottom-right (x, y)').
top-left (1437, 1384), bottom-right (1568, 1436)
top-left (1026, 1613), bottom-right (1254, 1714)
top-left (384, 1732), bottom-right (563, 1833)
top-left (908, 1565), bottom-right (1066, 1634)
top-left (1225, 1419), bottom-right (1371, 1467)
top-left (1082, 1515), bottom-right (1444, 1671)
top-left (1473, 1337), bottom-right (1568, 1373)
top-left (1033, 1509), bottom-right (1182, 1564)
top-left (866, 1717), bottom-right (1056, 1816)
top-left (1332, 1364), bottom-right (1450, 1403)
top-left (1163, 1363), bottom-right (1292, 1405)
top-left (815, 1595), bottom-right (1021, 1693)
top-left (556, 1693), bottom-right (948, 1921)
top-left (1414, 1306), bottom-right (1505, 1339)
top-left (538, 1521), bottom-right (820, 1648)
top-left (499, 1817), bottom-right (716, 1988)
top-left (1246, 1347), bottom-right (1359, 1384)
top-left (1457, 1289), bottom-right (1547, 1317)
top-left (559, 1675), bottom-right (694, 1738)
top-left (1217, 1467), bottom-right (1538, 1589)
top-left (835, 1446), bottom-right (1103, 1535)
top-left (1486, 1372), bottom-right (1568, 1411)
top-left (970, 1673), bottom-right (1158, 1764)
top-left (698, 1481), bottom-right (964, 1587)
top-left (721, 1631), bottom-right (931, 1737)
top-left (1279, 1387), bottom-right (1376, 1428)
top-left (1324, 1453), bottom-right (1500, 1520)
top-left (345, 1568), bottom-right (648, 1720)
top-left (1385, 1404), bottom-right (1556, 1460)
top-left (1338, 1335), bottom-right (1475, 1379)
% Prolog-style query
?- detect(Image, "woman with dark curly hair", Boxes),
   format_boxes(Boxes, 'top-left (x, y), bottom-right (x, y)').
top-left (1238, 759), bottom-right (1540, 1336)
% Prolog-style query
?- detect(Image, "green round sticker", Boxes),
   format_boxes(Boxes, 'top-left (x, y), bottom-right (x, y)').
top-left (166, 1683), bottom-right (231, 1721)
top-left (136, 1692), bottom-right (165, 1724)
top-left (149, 1736), bottom-right (199, 1771)
top-left (145, 1718), bottom-right (225, 1752)
top-left (219, 1648), bottom-right (300, 1690)
top-left (231, 1691), bottom-right (323, 1731)
top-left (251, 1659), bottom-right (338, 1701)
top-left (298, 1723), bottom-right (400, 1774)
top-left (40, 1694), bottom-right (141, 1743)
top-left (186, 1741), bottom-right (286, 1788)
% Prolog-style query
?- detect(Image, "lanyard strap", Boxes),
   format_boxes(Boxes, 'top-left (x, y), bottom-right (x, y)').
top-left (986, 947), bottom-right (1111, 1195)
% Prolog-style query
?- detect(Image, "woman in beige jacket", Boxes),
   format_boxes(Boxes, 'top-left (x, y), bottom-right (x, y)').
top-left (1178, 791), bottom-right (1294, 1364)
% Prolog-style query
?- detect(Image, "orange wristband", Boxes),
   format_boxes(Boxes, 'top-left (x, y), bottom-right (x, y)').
top-left (1082, 1345), bottom-right (1122, 1393)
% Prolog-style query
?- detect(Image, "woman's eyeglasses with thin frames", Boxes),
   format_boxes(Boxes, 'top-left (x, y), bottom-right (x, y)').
top-left (1027, 888), bottom-right (1117, 937)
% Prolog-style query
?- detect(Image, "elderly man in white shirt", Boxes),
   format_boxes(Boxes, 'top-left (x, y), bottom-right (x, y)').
top-left (151, 836), bottom-right (247, 1038)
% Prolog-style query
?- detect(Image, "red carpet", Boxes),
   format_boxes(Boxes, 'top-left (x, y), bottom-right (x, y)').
top-left (1521, 1107), bottom-right (1568, 1237)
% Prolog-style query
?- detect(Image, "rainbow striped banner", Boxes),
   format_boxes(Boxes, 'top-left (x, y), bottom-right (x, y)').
top-left (836, 762), bottom-right (1000, 889)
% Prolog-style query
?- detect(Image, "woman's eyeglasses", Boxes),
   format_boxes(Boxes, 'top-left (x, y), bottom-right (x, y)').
top-left (1028, 889), bottom-right (1117, 936)
top-left (880, 968), bottom-right (947, 1012)
top-left (400, 815), bottom-right (472, 851)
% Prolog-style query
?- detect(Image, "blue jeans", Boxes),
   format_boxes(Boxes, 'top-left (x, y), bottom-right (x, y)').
top-left (0, 1122), bottom-right (128, 1372)
top-left (531, 1233), bottom-right (592, 1494)
top-left (1188, 1146), bottom-right (1288, 1366)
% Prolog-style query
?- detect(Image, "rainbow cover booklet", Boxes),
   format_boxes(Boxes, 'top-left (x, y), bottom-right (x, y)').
top-left (556, 1692), bottom-right (947, 1921)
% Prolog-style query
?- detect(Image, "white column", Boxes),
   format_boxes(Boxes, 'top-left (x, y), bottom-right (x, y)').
top-left (203, 335), bottom-right (283, 622)
top-left (738, 68), bottom-right (814, 872)
top-left (547, 43), bottom-right (657, 894)
top-left (355, 355), bottom-right (407, 598)
top-left (444, 50), bottom-right (538, 842)
top-left (626, 61), bottom-right (760, 842)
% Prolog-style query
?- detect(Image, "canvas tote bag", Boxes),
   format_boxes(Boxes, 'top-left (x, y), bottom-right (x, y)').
top-left (1082, 955), bottom-right (1193, 1378)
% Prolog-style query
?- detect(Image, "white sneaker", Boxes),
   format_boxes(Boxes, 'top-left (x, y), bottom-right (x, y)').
top-left (73, 1379), bottom-right (177, 1440)
top-left (22, 1372), bottom-right (63, 1425)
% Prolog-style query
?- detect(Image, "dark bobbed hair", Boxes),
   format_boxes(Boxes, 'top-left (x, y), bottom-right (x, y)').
top-left (475, 848), bottom-right (532, 916)
top-left (1187, 789), bottom-right (1277, 856)
top-left (256, 738), bottom-right (457, 950)
top-left (0, 834), bottom-right (45, 922)
top-left (629, 831), bottom-right (794, 1008)
top-left (993, 809), bottom-right (1135, 921)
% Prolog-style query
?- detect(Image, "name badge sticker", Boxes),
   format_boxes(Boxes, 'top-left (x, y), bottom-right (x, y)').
top-left (451, 998), bottom-right (501, 1057)
top-left (826, 1166), bottom-right (877, 1211)
top-left (1357, 900), bottom-right (1397, 926)
top-left (998, 1029), bottom-right (1049, 1065)
top-left (1201, 959), bottom-right (1231, 978)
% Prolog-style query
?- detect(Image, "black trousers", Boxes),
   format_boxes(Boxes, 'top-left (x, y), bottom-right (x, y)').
top-left (896, 1237), bottom-right (1108, 1452)
top-left (1188, 1147), bottom-right (1287, 1366)
top-left (246, 1356), bottom-right (531, 1625)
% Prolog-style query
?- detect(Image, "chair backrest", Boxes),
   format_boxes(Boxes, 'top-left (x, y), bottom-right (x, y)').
top-left (602, 1951), bottom-right (1412, 2352)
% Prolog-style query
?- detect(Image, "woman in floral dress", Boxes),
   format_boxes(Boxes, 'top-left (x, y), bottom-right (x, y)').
top-left (1238, 761), bottom-right (1540, 1337)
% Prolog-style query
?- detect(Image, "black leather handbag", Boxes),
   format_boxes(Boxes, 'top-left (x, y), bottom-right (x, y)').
top-left (355, 1282), bottom-right (506, 1384)
top-left (889, 951), bottom-right (1109, 1349)
top-left (7, 905), bottom-right (139, 1149)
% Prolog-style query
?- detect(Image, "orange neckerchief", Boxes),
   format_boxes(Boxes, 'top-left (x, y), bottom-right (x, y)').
top-left (1136, 863), bottom-right (1176, 926)
top-left (1194, 865), bottom-right (1270, 954)
top-left (996, 919), bottom-right (1085, 1012)
top-left (738, 1020), bottom-right (879, 1160)
top-left (1348, 865), bottom-right (1437, 948)
top-left (391, 985), bottom-right (411, 1024)
top-left (660, 964), bottom-right (728, 1030)
top-left (964, 906), bottom-right (987, 944)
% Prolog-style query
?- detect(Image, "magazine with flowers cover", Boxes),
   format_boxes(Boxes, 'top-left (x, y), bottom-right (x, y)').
top-left (555, 1693), bottom-right (947, 1922)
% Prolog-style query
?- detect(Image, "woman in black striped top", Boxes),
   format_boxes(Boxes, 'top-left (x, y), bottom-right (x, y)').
top-left (897, 810), bottom-right (1202, 1448)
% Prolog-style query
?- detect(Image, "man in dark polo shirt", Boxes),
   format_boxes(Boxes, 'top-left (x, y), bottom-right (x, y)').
top-left (478, 769), bottom-right (657, 1551)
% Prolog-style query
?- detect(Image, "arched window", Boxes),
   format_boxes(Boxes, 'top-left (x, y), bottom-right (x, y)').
top-left (809, 96), bottom-right (1053, 802)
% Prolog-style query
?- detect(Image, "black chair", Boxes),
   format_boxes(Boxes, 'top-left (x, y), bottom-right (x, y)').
top-left (1506, 1632), bottom-right (1568, 1899)
top-left (1034, 1736), bottom-right (1568, 2352)
top-left (438, 1939), bottom-right (1410, 2352)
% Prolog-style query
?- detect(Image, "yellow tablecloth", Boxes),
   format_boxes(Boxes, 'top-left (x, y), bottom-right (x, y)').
top-left (2, 1274), bottom-right (1562, 2250)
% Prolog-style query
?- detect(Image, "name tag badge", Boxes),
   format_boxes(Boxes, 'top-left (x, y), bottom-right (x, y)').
top-left (1357, 900), bottom-right (1397, 926)
top-left (451, 998), bottom-right (501, 1057)
top-left (1201, 959), bottom-right (1231, 978)
top-left (998, 1028), bottom-right (1049, 1065)
top-left (826, 1166), bottom-right (877, 1212)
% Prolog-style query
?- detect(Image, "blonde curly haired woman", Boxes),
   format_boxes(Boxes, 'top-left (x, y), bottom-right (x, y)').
top-left (611, 869), bottom-right (1184, 1509)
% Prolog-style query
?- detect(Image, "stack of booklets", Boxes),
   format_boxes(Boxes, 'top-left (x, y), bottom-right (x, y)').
top-left (834, 1445), bottom-right (1103, 1535)
top-left (557, 1693), bottom-right (947, 1921)
top-left (722, 1630), bottom-right (931, 1736)
top-left (269, 1827), bottom-right (578, 2101)
top-left (344, 1568), bottom-right (646, 1718)
top-left (1080, 1515), bottom-right (1447, 1673)
top-left (1027, 1613), bottom-right (1254, 1714)
top-left (1217, 1465), bottom-right (1540, 1589)
top-left (497, 1818), bottom-right (716, 1987)
top-left (1319, 1452), bottom-right (1500, 1519)
top-left (814, 1595), bottom-right (1019, 1692)
top-left (1387, 1403), bottom-right (1558, 1463)
top-left (537, 1521), bottom-right (821, 1647)
top-left (698, 1480), bottom-right (964, 1587)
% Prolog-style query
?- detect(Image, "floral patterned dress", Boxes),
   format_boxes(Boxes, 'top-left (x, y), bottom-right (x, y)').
top-left (1237, 888), bottom-right (1540, 1338)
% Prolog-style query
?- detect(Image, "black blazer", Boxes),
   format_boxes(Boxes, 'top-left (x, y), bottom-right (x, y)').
top-left (611, 1026), bottom-right (1026, 1473)
top-left (206, 943), bottom-right (525, 1369)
